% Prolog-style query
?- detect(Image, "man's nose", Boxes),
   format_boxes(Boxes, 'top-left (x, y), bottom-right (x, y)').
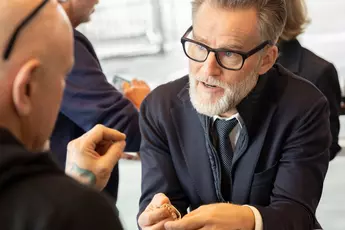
top-left (202, 52), bottom-right (222, 77)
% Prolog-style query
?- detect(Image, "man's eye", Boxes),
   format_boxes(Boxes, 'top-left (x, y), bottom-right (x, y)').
top-left (197, 45), bottom-right (206, 50)
top-left (224, 51), bottom-right (233, 57)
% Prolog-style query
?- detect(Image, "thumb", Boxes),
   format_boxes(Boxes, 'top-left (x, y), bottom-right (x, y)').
top-left (99, 140), bottom-right (126, 168)
top-left (151, 193), bottom-right (171, 207)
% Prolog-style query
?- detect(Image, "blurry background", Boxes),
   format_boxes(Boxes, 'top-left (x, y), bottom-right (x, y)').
top-left (77, 0), bottom-right (345, 229)
top-left (78, 0), bottom-right (345, 89)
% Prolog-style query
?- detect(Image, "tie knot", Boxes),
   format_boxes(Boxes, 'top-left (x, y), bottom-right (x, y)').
top-left (214, 118), bottom-right (238, 139)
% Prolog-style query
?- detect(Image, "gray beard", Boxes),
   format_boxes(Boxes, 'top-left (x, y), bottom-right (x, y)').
top-left (189, 68), bottom-right (259, 117)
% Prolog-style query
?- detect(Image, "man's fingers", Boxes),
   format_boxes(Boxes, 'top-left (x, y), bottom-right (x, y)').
top-left (182, 206), bottom-right (202, 218)
top-left (122, 81), bottom-right (131, 91)
top-left (138, 80), bottom-right (149, 88)
top-left (164, 215), bottom-right (205, 230)
top-left (150, 193), bottom-right (171, 208)
top-left (144, 217), bottom-right (175, 230)
top-left (138, 207), bottom-right (171, 227)
top-left (139, 193), bottom-right (173, 227)
top-left (99, 140), bottom-right (126, 167)
top-left (84, 125), bottom-right (126, 145)
top-left (123, 88), bottom-right (134, 98)
top-left (131, 79), bottom-right (150, 88)
top-left (131, 79), bottom-right (139, 86)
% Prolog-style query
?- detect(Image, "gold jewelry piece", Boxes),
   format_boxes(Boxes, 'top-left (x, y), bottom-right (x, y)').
top-left (147, 203), bottom-right (182, 220)
top-left (159, 203), bottom-right (182, 220)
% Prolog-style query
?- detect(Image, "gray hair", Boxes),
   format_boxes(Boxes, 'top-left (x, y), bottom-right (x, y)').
top-left (191, 0), bottom-right (287, 43)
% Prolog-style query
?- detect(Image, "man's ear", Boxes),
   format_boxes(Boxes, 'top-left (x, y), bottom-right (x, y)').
top-left (257, 45), bottom-right (279, 75)
top-left (12, 59), bottom-right (41, 116)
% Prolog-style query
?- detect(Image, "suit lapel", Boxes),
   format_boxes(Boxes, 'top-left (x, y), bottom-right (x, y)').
top-left (171, 86), bottom-right (218, 204)
top-left (233, 126), bottom-right (248, 165)
top-left (231, 106), bottom-right (277, 204)
top-left (231, 66), bottom-right (285, 204)
top-left (232, 72), bottom-right (269, 166)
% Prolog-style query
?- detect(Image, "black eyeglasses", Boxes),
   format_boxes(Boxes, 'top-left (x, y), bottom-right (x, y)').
top-left (181, 26), bottom-right (273, 71)
top-left (3, 0), bottom-right (50, 61)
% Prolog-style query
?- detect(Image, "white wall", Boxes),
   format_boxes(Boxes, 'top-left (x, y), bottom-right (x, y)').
top-left (301, 0), bottom-right (345, 91)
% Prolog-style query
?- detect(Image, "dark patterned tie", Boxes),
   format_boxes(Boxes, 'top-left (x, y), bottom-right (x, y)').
top-left (214, 118), bottom-right (238, 201)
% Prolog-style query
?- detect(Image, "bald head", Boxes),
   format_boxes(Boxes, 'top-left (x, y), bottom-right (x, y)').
top-left (0, 0), bottom-right (74, 151)
top-left (0, 0), bottom-right (73, 70)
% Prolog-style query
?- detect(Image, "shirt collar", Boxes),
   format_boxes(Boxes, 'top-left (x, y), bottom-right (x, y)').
top-left (213, 111), bottom-right (244, 129)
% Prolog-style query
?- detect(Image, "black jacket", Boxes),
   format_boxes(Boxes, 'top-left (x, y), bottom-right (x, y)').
top-left (139, 64), bottom-right (330, 230)
top-left (0, 128), bottom-right (123, 230)
top-left (50, 29), bottom-right (141, 200)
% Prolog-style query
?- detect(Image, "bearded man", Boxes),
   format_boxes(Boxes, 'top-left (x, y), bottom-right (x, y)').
top-left (137, 0), bottom-right (330, 230)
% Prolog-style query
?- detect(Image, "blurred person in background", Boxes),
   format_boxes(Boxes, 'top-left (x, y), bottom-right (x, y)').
top-left (277, 0), bottom-right (341, 160)
top-left (0, 0), bottom-right (125, 229)
top-left (52, 0), bottom-right (150, 202)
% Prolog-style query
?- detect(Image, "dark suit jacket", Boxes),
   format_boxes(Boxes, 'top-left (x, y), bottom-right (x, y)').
top-left (139, 64), bottom-right (330, 230)
top-left (50, 29), bottom-right (141, 201)
top-left (0, 128), bottom-right (123, 230)
top-left (278, 39), bottom-right (341, 160)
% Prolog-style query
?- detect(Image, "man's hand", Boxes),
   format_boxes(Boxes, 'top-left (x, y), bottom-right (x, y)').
top-left (138, 193), bottom-right (177, 230)
top-left (66, 124), bottom-right (126, 191)
top-left (164, 203), bottom-right (255, 230)
top-left (123, 79), bottom-right (150, 110)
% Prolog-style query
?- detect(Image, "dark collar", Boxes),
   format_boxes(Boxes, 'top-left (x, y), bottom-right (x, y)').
top-left (0, 127), bottom-right (24, 148)
top-left (236, 70), bottom-right (269, 137)
top-left (277, 39), bottom-right (303, 74)
top-left (0, 128), bottom-right (64, 190)
top-left (73, 29), bottom-right (100, 65)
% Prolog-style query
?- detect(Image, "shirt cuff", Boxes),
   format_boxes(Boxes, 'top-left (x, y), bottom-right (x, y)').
top-left (244, 205), bottom-right (263, 230)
